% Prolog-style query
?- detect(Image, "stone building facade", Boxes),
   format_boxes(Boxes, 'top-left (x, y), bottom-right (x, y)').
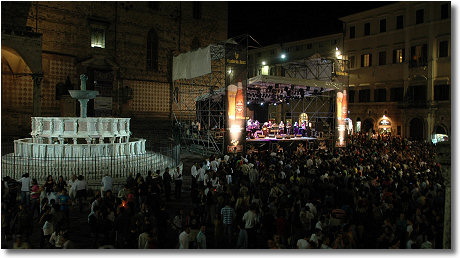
top-left (340, 1), bottom-right (450, 142)
top-left (2, 1), bottom-right (228, 140)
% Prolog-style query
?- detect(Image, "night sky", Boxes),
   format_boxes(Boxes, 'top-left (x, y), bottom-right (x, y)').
top-left (228, 1), bottom-right (396, 46)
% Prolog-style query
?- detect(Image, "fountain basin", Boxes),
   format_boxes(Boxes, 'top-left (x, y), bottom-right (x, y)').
top-left (68, 90), bottom-right (99, 100)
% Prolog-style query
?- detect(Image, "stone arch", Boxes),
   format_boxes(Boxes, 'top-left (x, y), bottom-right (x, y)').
top-left (2, 46), bottom-right (33, 74)
top-left (409, 117), bottom-right (424, 140)
top-left (362, 118), bottom-right (374, 133)
top-left (1, 44), bottom-right (42, 75)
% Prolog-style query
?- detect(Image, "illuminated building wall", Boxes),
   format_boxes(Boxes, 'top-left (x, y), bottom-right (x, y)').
top-left (340, 2), bottom-right (451, 141)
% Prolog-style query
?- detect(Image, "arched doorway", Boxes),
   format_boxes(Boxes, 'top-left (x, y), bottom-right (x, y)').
top-left (362, 118), bottom-right (374, 134)
top-left (1, 47), bottom-right (33, 109)
top-left (356, 117), bottom-right (361, 132)
top-left (378, 115), bottom-right (392, 134)
top-left (409, 118), bottom-right (424, 140)
top-left (432, 124), bottom-right (449, 143)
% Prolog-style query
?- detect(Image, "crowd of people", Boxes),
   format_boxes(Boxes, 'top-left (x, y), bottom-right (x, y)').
top-left (1, 133), bottom-right (447, 249)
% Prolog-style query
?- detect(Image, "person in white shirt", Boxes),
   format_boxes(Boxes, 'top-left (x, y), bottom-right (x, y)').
top-left (75, 175), bottom-right (87, 212)
top-left (68, 174), bottom-right (77, 205)
top-left (210, 159), bottom-right (218, 172)
top-left (242, 204), bottom-right (258, 248)
top-left (19, 173), bottom-right (32, 207)
top-left (197, 165), bottom-right (206, 187)
top-left (178, 226), bottom-right (191, 249)
top-left (101, 174), bottom-right (113, 196)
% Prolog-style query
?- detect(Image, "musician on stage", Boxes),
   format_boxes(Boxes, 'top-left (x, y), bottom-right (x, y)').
top-left (247, 119), bottom-right (253, 138)
top-left (262, 122), bottom-right (269, 136)
top-left (293, 122), bottom-right (299, 135)
top-left (279, 121), bottom-right (285, 135)
top-left (300, 121), bottom-right (307, 136)
top-left (271, 121), bottom-right (279, 136)
top-left (286, 121), bottom-right (291, 135)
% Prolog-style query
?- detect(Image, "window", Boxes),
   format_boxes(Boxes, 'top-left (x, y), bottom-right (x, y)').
top-left (374, 88), bottom-right (387, 102)
top-left (380, 19), bottom-right (386, 33)
top-left (306, 43), bottom-right (312, 49)
top-left (390, 87), bottom-right (404, 101)
top-left (361, 53), bottom-right (372, 67)
top-left (193, 2), bottom-right (201, 19)
top-left (379, 51), bottom-right (386, 65)
top-left (146, 28), bottom-right (159, 71)
top-left (364, 23), bottom-right (370, 36)
top-left (349, 56), bottom-right (355, 69)
top-left (416, 9), bottom-right (424, 24)
top-left (407, 85), bottom-right (427, 102)
top-left (359, 89), bottom-right (371, 102)
top-left (410, 44), bottom-right (427, 67)
top-left (257, 52), bottom-right (261, 57)
top-left (434, 84), bottom-right (450, 101)
top-left (439, 40), bottom-right (449, 57)
top-left (393, 48), bottom-right (405, 64)
top-left (295, 46), bottom-right (301, 51)
top-left (349, 90), bottom-right (355, 103)
top-left (396, 15), bottom-right (404, 29)
top-left (270, 50), bottom-right (275, 55)
top-left (349, 26), bottom-right (355, 38)
top-left (441, 3), bottom-right (449, 19)
top-left (91, 25), bottom-right (105, 48)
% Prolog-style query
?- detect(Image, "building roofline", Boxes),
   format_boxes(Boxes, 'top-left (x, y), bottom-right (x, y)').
top-left (339, 2), bottom-right (407, 22)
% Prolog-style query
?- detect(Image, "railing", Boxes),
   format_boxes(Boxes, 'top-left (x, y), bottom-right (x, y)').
top-left (1, 144), bottom-right (181, 185)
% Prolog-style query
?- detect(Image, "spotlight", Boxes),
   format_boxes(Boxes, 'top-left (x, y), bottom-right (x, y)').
top-left (262, 61), bottom-right (266, 65)
top-left (281, 54), bottom-right (286, 59)
top-left (274, 103), bottom-right (277, 106)
top-left (261, 102), bottom-right (264, 106)
top-left (247, 101), bottom-right (250, 105)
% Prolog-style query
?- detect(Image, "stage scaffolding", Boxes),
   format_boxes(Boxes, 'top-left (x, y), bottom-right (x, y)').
top-left (171, 42), bottom-right (227, 155)
top-left (172, 36), bottom-right (348, 155)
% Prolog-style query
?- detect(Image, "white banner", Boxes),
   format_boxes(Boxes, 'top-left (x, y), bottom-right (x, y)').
top-left (172, 46), bottom-right (211, 81)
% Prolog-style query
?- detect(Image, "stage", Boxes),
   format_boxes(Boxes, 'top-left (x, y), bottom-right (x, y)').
top-left (246, 136), bottom-right (316, 142)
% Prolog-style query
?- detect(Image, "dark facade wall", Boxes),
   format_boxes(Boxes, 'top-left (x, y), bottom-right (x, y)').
top-left (2, 1), bottom-right (228, 139)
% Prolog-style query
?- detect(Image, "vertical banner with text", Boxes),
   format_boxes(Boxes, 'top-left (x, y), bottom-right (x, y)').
top-left (336, 89), bottom-right (348, 147)
top-left (225, 40), bottom-right (247, 154)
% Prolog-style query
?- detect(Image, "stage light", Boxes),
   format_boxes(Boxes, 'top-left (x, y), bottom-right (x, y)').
top-left (262, 61), bottom-right (266, 65)
top-left (260, 102), bottom-right (264, 106)
top-left (274, 103), bottom-right (277, 106)
top-left (247, 101), bottom-right (250, 105)
top-left (281, 54), bottom-right (286, 59)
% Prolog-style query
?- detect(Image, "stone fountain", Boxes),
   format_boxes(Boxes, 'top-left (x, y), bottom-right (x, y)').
top-left (2, 74), bottom-right (181, 185)
top-left (68, 74), bottom-right (99, 118)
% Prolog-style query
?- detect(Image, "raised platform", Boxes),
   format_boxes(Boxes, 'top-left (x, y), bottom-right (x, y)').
top-left (246, 136), bottom-right (316, 142)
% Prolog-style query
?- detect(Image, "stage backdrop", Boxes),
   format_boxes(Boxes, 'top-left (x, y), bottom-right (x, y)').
top-left (225, 41), bottom-right (247, 154)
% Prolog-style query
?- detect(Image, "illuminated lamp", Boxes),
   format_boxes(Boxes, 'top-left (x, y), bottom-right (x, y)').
top-left (262, 61), bottom-right (266, 65)
top-left (281, 54), bottom-right (286, 59)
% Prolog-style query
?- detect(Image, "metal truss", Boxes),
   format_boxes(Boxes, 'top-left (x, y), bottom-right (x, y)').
top-left (172, 48), bottom-right (226, 155)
